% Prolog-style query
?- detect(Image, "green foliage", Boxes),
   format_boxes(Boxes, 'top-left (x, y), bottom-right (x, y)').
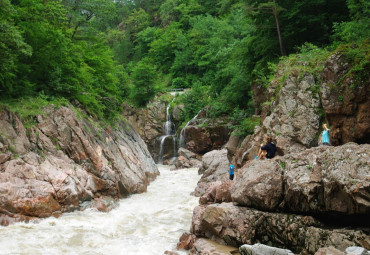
top-left (179, 82), bottom-right (208, 122)
top-left (130, 58), bottom-right (158, 106)
top-left (228, 107), bottom-right (260, 136)
top-left (172, 77), bottom-right (189, 88)
top-left (0, 0), bottom-right (365, 128)
top-left (0, 94), bottom-right (69, 128)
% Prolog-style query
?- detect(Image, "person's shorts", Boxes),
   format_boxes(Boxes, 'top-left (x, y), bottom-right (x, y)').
top-left (229, 174), bottom-right (234, 180)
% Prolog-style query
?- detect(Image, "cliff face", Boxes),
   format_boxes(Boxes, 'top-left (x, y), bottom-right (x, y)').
top-left (228, 53), bottom-right (370, 167)
top-left (187, 52), bottom-right (370, 254)
top-left (0, 106), bottom-right (159, 225)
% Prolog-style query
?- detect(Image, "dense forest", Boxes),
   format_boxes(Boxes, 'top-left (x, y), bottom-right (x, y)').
top-left (0, 0), bottom-right (369, 127)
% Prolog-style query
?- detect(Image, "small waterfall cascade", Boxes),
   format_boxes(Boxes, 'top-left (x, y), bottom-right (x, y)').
top-left (179, 110), bottom-right (202, 148)
top-left (158, 99), bottom-right (177, 163)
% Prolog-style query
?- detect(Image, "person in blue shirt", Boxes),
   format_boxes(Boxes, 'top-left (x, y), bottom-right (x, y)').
top-left (320, 123), bottom-right (330, 145)
top-left (229, 164), bottom-right (235, 180)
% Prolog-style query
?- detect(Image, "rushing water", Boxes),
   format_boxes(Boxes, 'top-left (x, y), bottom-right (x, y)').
top-left (0, 165), bottom-right (200, 255)
top-left (158, 98), bottom-right (177, 163)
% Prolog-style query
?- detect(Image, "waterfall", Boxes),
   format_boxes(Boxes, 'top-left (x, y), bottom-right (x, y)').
top-left (158, 99), bottom-right (176, 163)
top-left (179, 110), bottom-right (202, 148)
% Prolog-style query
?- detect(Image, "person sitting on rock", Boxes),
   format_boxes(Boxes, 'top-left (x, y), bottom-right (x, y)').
top-left (319, 123), bottom-right (330, 145)
top-left (255, 136), bottom-right (277, 159)
top-left (228, 164), bottom-right (235, 180)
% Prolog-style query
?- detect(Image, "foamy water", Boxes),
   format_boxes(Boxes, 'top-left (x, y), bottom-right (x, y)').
top-left (0, 165), bottom-right (200, 255)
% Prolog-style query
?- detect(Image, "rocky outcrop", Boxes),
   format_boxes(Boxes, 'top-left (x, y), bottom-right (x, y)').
top-left (320, 53), bottom-right (370, 146)
top-left (190, 203), bottom-right (370, 254)
top-left (232, 143), bottom-right (370, 217)
top-left (181, 114), bottom-right (231, 155)
top-left (194, 149), bottom-right (229, 196)
top-left (229, 53), bottom-right (370, 167)
top-left (122, 100), bottom-right (167, 162)
top-left (0, 106), bottom-right (159, 225)
top-left (190, 143), bottom-right (370, 254)
top-left (174, 148), bottom-right (202, 169)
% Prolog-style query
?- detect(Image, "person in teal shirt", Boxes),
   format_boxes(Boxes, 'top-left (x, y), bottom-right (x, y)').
top-left (320, 123), bottom-right (330, 145)
top-left (229, 164), bottom-right (235, 180)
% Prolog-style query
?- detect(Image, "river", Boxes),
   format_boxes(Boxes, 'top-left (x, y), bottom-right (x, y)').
top-left (0, 165), bottom-right (200, 255)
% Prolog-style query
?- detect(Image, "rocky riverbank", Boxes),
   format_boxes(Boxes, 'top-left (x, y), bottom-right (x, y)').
top-left (174, 52), bottom-right (370, 255)
top-left (180, 143), bottom-right (370, 255)
top-left (0, 106), bottom-right (159, 225)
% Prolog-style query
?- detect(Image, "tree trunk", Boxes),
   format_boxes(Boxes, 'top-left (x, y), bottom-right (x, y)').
top-left (272, 1), bottom-right (286, 56)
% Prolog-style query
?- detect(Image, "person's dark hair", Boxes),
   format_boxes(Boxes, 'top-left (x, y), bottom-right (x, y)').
top-left (266, 136), bottom-right (272, 143)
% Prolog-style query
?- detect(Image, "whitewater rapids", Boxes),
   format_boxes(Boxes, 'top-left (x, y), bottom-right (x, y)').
top-left (0, 165), bottom-right (200, 255)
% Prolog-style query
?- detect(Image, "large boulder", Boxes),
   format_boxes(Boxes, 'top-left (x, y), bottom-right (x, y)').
top-left (190, 203), bottom-right (370, 254)
top-left (194, 149), bottom-right (230, 196)
top-left (174, 148), bottom-right (202, 169)
top-left (0, 106), bottom-right (159, 225)
top-left (231, 143), bottom-right (370, 217)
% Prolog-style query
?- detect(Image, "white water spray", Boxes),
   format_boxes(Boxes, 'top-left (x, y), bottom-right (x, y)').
top-left (0, 165), bottom-right (200, 255)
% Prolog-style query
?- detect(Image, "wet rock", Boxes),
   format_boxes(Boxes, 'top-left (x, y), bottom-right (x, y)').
top-left (239, 243), bottom-right (294, 255)
top-left (189, 238), bottom-right (238, 255)
top-left (177, 232), bottom-right (196, 250)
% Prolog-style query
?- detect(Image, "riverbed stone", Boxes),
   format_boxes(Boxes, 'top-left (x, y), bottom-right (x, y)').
top-left (239, 243), bottom-right (294, 255)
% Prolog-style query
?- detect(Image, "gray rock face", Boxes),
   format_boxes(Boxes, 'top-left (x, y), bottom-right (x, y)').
top-left (240, 244), bottom-right (294, 255)
top-left (231, 143), bottom-right (370, 216)
top-left (122, 100), bottom-right (167, 162)
top-left (0, 106), bottom-right (159, 225)
top-left (194, 149), bottom-right (230, 196)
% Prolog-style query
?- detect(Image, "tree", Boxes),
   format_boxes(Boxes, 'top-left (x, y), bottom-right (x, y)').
top-left (130, 58), bottom-right (157, 106)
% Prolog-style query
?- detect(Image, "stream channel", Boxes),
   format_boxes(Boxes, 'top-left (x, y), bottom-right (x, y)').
top-left (0, 165), bottom-right (200, 255)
